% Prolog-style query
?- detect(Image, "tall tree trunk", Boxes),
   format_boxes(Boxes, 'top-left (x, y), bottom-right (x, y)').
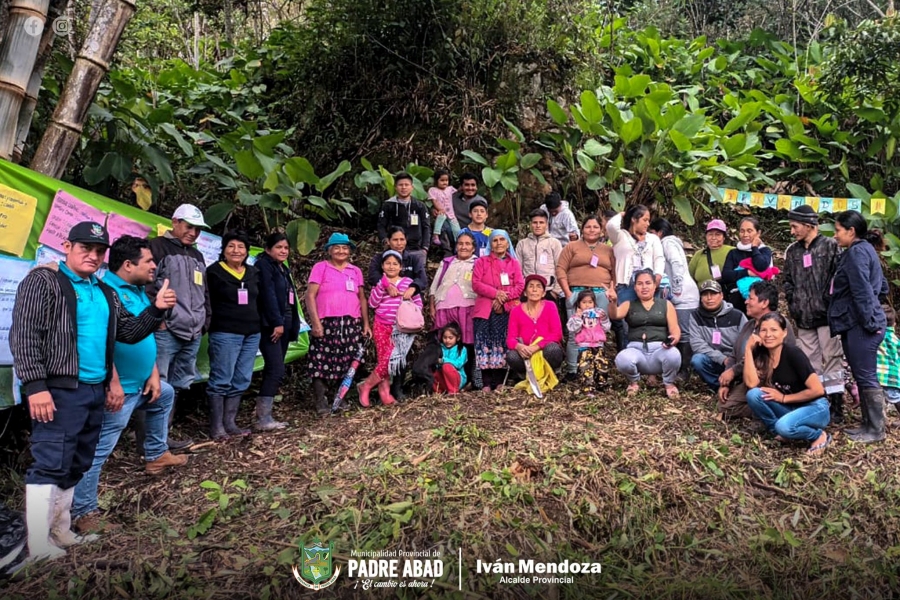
top-left (223, 0), bottom-right (233, 56)
top-left (64, 0), bottom-right (76, 57)
top-left (0, 0), bottom-right (49, 160)
top-left (13, 0), bottom-right (67, 162)
top-left (192, 10), bottom-right (200, 69)
top-left (29, 0), bottom-right (136, 178)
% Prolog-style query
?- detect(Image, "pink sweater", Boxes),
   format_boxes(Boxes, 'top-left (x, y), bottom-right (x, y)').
top-left (471, 254), bottom-right (525, 320)
top-left (506, 301), bottom-right (563, 350)
top-left (368, 276), bottom-right (423, 325)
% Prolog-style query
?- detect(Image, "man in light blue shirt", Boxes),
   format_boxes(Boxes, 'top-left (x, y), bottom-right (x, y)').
top-left (71, 236), bottom-right (188, 535)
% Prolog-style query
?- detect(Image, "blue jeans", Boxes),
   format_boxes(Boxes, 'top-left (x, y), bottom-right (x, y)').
top-left (746, 388), bottom-right (830, 442)
top-left (565, 286), bottom-right (609, 373)
top-left (207, 332), bottom-right (261, 397)
top-left (155, 330), bottom-right (202, 390)
top-left (72, 382), bottom-right (175, 519)
top-left (691, 353), bottom-right (725, 391)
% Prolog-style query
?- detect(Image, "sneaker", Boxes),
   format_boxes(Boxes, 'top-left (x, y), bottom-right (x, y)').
top-left (73, 512), bottom-right (122, 535)
top-left (432, 235), bottom-right (442, 247)
top-left (146, 451), bottom-right (189, 475)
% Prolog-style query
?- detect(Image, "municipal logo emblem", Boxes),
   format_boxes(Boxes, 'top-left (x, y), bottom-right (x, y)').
top-left (292, 538), bottom-right (340, 590)
top-left (90, 224), bottom-right (104, 237)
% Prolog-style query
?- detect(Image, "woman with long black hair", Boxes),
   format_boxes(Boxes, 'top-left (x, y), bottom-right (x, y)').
top-left (828, 211), bottom-right (888, 443)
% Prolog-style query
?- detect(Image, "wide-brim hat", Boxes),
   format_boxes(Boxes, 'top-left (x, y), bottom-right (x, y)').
top-left (323, 232), bottom-right (356, 250)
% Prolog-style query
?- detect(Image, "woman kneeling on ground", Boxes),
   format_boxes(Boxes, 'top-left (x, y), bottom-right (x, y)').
top-left (744, 312), bottom-right (832, 454)
top-left (608, 269), bottom-right (682, 399)
top-left (505, 275), bottom-right (565, 379)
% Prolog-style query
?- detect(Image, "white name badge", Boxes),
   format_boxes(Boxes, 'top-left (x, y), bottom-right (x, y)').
top-left (711, 265), bottom-right (722, 279)
top-left (539, 253), bottom-right (548, 265)
top-left (500, 272), bottom-right (510, 286)
top-left (410, 214), bottom-right (419, 226)
top-left (289, 290), bottom-right (295, 305)
top-left (237, 288), bottom-right (249, 305)
top-left (590, 255), bottom-right (599, 268)
top-left (712, 330), bottom-right (722, 345)
top-left (803, 253), bottom-right (812, 269)
top-left (346, 278), bottom-right (355, 292)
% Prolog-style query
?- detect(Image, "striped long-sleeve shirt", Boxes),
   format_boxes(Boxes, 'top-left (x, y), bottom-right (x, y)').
top-left (368, 276), bottom-right (422, 325)
top-left (10, 263), bottom-right (165, 396)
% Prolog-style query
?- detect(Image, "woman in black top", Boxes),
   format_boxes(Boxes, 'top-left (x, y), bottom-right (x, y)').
top-left (254, 232), bottom-right (301, 432)
top-left (206, 230), bottom-right (261, 439)
top-left (722, 217), bottom-right (774, 314)
top-left (744, 312), bottom-right (832, 454)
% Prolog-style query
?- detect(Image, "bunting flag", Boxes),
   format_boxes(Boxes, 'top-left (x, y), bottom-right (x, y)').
top-left (713, 188), bottom-right (863, 213)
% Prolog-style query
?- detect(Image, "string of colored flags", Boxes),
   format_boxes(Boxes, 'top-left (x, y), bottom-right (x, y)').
top-left (711, 188), bottom-right (884, 214)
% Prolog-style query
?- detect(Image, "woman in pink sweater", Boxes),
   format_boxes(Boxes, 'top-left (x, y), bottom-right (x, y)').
top-left (506, 275), bottom-right (564, 377)
top-left (471, 230), bottom-right (525, 391)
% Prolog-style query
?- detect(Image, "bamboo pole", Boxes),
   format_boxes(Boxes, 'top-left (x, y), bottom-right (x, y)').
top-left (29, 0), bottom-right (135, 178)
top-left (12, 0), bottom-right (66, 162)
top-left (0, 0), bottom-right (49, 160)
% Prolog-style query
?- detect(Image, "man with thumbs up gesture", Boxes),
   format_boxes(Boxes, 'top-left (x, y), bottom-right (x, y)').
top-left (10, 222), bottom-right (171, 562)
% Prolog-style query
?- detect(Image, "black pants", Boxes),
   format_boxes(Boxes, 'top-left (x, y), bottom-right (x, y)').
top-left (259, 327), bottom-right (291, 397)
top-left (27, 383), bottom-right (105, 488)
top-left (506, 342), bottom-right (565, 376)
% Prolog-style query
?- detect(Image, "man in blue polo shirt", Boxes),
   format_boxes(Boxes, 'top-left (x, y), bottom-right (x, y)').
top-left (12, 222), bottom-right (177, 562)
top-left (71, 236), bottom-right (188, 535)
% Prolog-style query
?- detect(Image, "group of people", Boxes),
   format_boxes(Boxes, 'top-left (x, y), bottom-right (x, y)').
top-left (10, 205), bottom-right (303, 561)
top-left (9, 172), bottom-right (897, 565)
top-left (315, 174), bottom-right (896, 462)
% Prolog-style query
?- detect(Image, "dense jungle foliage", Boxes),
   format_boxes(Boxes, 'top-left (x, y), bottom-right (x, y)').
top-left (16, 0), bottom-right (900, 268)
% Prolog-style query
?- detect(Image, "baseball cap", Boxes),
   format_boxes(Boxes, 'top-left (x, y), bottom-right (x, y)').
top-left (172, 204), bottom-right (209, 227)
top-left (469, 198), bottom-right (489, 211)
top-left (699, 279), bottom-right (723, 294)
top-left (706, 219), bottom-right (727, 233)
top-left (68, 221), bottom-right (110, 247)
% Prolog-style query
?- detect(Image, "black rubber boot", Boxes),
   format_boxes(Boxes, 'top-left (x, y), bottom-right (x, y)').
top-left (167, 391), bottom-right (194, 451)
top-left (312, 378), bottom-right (330, 417)
top-left (208, 394), bottom-right (227, 440)
top-left (844, 391), bottom-right (869, 436)
top-left (848, 388), bottom-right (886, 444)
top-left (390, 378), bottom-right (405, 403)
top-left (223, 396), bottom-right (250, 436)
top-left (828, 392), bottom-right (845, 425)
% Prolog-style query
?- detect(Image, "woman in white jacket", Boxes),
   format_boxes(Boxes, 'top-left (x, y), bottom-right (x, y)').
top-left (650, 217), bottom-right (699, 379)
top-left (606, 206), bottom-right (665, 350)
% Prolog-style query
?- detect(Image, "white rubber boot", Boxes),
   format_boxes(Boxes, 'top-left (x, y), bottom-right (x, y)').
top-left (25, 484), bottom-right (67, 562)
top-left (50, 486), bottom-right (99, 547)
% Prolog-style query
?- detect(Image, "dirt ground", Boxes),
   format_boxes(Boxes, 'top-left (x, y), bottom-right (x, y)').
top-left (3, 366), bottom-right (900, 599)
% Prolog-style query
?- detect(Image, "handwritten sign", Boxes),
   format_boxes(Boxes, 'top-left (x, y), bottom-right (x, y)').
top-left (107, 213), bottom-right (151, 244)
top-left (0, 256), bottom-right (35, 366)
top-left (35, 244), bottom-right (65, 266)
top-left (0, 184), bottom-right (37, 256)
top-left (196, 231), bottom-right (222, 266)
top-left (38, 190), bottom-right (106, 252)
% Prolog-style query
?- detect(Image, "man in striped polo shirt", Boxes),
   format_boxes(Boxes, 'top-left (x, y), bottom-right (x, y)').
top-left (10, 222), bottom-right (177, 562)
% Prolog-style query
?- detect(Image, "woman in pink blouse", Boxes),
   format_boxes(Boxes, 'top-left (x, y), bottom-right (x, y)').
top-left (471, 230), bottom-right (525, 391)
top-left (305, 233), bottom-right (371, 415)
top-left (506, 275), bottom-right (564, 377)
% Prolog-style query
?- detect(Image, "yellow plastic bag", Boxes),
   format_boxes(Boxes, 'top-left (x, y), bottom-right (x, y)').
top-left (513, 350), bottom-right (559, 396)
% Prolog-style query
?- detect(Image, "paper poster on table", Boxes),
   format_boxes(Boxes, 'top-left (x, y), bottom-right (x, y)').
top-left (196, 231), bottom-right (222, 266)
top-left (38, 190), bottom-right (107, 252)
top-left (0, 256), bottom-right (36, 367)
top-left (0, 184), bottom-right (38, 257)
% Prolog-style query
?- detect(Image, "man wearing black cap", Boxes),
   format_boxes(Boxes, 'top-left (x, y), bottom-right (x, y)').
top-left (783, 205), bottom-right (844, 422)
top-left (10, 221), bottom-right (177, 562)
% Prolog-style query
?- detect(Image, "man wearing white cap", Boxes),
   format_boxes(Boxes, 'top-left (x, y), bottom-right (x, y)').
top-left (143, 204), bottom-right (212, 450)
